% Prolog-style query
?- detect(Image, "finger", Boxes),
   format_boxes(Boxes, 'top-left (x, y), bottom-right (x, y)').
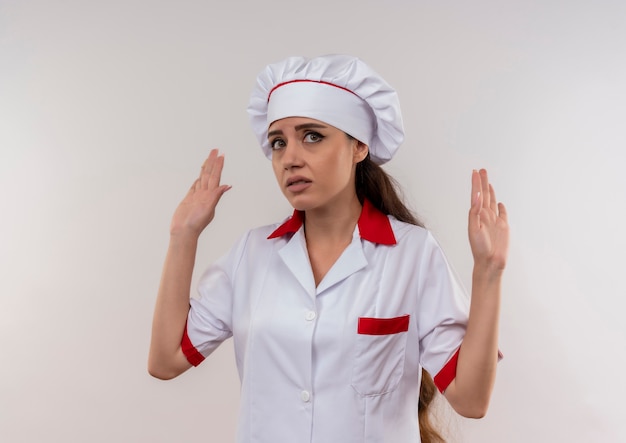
top-left (469, 170), bottom-right (484, 233)
top-left (498, 202), bottom-right (508, 222)
top-left (200, 149), bottom-right (216, 171)
top-left (489, 183), bottom-right (498, 212)
top-left (470, 169), bottom-right (482, 211)
top-left (200, 149), bottom-right (219, 190)
top-left (479, 169), bottom-right (490, 209)
top-left (215, 184), bottom-right (233, 203)
top-left (207, 153), bottom-right (225, 190)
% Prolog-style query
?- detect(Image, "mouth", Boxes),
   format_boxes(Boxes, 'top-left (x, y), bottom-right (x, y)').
top-left (286, 177), bottom-right (312, 187)
top-left (286, 176), bottom-right (312, 192)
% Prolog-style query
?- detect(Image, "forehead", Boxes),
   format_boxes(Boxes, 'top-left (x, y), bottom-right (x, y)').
top-left (268, 116), bottom-right (336, 132)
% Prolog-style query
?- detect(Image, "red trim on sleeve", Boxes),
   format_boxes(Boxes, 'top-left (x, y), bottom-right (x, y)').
top-left (358, 315), bottom-right (410, 335)
top-left (433, 348), bottom-right (460, 393)
top-left (181, 322), bottom-right (205, 367)
top-left (432, 348), bottom-right (503, 393)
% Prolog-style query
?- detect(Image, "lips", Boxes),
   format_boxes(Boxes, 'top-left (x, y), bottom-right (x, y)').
top-left (286, 176), bottom-right (312, 192)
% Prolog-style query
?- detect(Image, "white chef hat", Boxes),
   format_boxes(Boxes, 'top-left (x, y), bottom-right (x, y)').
top-left (247, 54), bottom-right (404, 165)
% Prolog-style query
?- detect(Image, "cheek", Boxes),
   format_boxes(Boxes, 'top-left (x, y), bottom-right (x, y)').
top-left (327, 152), bottom-right (356, 184)
top-left (271, 156), bottom-right (281, 178)
top-left (339, 145), bottom-right (358, 169)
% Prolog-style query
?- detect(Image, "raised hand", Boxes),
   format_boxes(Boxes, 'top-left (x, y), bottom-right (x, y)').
top-left (170, 149), bottom-right (231, 238)
top-left (468, 169), bottom-right (509, 275)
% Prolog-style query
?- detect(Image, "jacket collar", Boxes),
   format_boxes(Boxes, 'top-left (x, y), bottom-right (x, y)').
top-left (267, 199), bottom-right (396, 245)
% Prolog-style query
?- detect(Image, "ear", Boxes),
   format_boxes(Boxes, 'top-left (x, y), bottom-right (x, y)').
top-left (353, 140), bottom-right (369, 164)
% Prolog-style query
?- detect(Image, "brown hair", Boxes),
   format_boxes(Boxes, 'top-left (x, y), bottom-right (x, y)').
top-left (355, 154), bottom-right (445, 443)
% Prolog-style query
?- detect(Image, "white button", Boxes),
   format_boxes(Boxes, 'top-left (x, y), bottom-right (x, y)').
top-left (300, 390), bottom-right (311, 402)
top-left (305, 311), bottom-right (316, 321)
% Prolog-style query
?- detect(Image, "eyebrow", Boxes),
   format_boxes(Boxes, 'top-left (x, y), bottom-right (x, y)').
top-left (267, 123), bottom-right (329, 139)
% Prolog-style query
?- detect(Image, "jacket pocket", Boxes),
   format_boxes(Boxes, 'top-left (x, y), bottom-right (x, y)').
top-left (351, 315), bottom-right (410, 396)
top-left (357, 314), bottom-right (410, 335)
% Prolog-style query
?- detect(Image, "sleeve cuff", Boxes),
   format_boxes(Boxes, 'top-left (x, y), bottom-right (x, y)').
top-left (433, 348), bottom-right (460, 393)
top-left (432, 348), bottom-right (504, 394)
top-left (181, 321), bottom-right (206, 367)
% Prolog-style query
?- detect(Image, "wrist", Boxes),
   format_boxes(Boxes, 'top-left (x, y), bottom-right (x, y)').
top-left (472, 263), bottom-right (504, 285)
top-left (169, 227), bottom-right (201, 244)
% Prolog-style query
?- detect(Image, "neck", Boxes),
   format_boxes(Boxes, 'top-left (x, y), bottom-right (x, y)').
top-left (303, 195), bottom-right (362, 244)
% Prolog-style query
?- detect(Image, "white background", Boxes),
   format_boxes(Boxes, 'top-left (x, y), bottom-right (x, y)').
top-left (1, 0), bottom-right (625, 441)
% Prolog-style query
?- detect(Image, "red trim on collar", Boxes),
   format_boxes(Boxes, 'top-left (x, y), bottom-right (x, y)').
top-left (267, 209), bottom-right (304, 239)
top-left (267, 199), bottom-right (396, 245)
top-left (358, 199), bottom-right (396, 245)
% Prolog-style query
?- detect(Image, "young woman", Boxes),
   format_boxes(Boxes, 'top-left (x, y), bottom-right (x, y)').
top-left (148, 55), bottom-right (509, 443)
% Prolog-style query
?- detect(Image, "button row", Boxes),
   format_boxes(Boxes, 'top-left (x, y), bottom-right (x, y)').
top-left (301, 312), bottom-right (315, 402)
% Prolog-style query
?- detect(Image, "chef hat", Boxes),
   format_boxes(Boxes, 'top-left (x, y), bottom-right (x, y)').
top-left (247, 54), bottom-right (404, 165)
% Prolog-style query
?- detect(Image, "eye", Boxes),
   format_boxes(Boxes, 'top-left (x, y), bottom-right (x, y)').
top-left (269, 138), bottom-right (286, 150)
top-left (303, 131), bottom-right (324, 143)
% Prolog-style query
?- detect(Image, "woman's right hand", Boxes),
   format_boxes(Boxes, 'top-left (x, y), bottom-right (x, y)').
top-left (170, 149), bottom-right (231, 238)
top-left (150, 150), bottom-right (229, 380)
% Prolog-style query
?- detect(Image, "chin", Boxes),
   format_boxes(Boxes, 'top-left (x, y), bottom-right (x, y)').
top-left (285, 195), bottom-right (318, 212)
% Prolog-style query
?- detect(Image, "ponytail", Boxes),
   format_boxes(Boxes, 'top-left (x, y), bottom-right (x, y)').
top-left (355, 155), bottom-right (423, 228)
top-left (418, 369), bottom-right (446, 443)
top-left (355, 154), bottom-right (445, 443)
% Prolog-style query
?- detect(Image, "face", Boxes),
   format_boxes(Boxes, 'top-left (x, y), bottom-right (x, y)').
top-left (268, 117), bottom-right (368, 212)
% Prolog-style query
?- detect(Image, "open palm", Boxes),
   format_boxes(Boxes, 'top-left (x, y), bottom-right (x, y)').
top-left (170, 149), bottom-right (231, 237)
top-left (468, 169), bottom-right (509, 273)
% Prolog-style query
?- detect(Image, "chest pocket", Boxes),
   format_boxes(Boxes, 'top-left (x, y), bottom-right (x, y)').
top-left (350, 315), bottom-right (410, 396)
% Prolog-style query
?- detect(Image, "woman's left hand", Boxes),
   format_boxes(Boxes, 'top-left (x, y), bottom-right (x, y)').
top-left (468, 169), bottom-right (509, 274)
top-left (444, 169), bottom-right (508, 416)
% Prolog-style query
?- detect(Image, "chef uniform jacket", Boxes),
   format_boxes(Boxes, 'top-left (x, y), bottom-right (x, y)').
top-left (182, 199), bottom-right (469, 443)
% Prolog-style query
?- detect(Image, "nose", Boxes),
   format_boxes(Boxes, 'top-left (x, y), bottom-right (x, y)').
top-left (280, 140), bottom-right (303, 170)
